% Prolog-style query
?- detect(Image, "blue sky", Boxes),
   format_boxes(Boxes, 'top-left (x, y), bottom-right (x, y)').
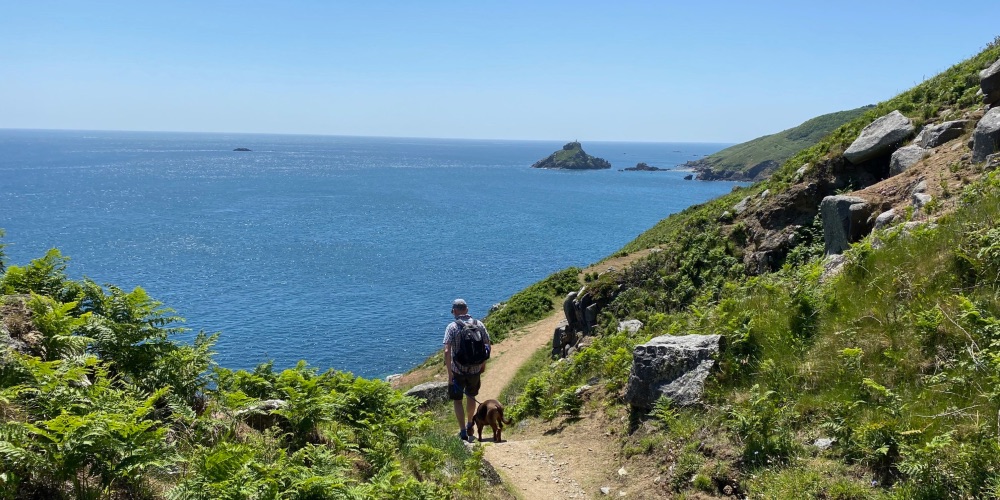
top-left (1, 1), bottom-right (997, 142)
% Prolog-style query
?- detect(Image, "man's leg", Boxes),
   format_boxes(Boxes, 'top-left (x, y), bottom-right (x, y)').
top-left (465, 396), bottom-right (476, 433)
top-left (453, 399), bottom-right (466, 432)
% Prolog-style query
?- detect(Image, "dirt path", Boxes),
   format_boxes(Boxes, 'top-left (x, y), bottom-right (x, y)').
top-left (472, 250), bottom-right (656, 499)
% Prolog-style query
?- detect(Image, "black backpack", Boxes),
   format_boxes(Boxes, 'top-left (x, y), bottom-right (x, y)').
top-left (453, 319), bottom-right (490, 365)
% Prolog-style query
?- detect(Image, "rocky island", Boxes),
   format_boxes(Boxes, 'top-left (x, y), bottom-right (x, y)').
top-left (233, 147), bottom-right (252, 152)
top-left (621, 162), bottom-right (665, 172)
top-left (531, 141), bottom-right (611, 170)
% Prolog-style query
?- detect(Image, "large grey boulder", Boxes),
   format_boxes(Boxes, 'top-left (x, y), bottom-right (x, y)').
top-left (404, 381), bottom-right (450, 407)
top-left (889, 145), bottom-right (928, 176)
top-left (873, 208), bottom-right (899, 230)
top-left (617, 319), bottom-right (643, 334)
top-left (236, 399), bottom-right (289, 431)
top-left (820, 195), bottom-right (874, 255)
top-left (981, 57), bottom-right (1000, 95)
top-left (624, 334), bottom-right (721, 409)
top-left (972, 107), bottom-right (1000, 163)
top-left (919, 120), bottom-right (968, 148)
top-left (844, 111), bottom-right (915, 164)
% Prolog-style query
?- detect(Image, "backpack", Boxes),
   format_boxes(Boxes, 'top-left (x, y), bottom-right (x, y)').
top-left (453, 318), bottom-right (490, 366)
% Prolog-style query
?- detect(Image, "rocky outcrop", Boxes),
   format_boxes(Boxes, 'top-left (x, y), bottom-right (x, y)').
top-left (617, 320), bottom-right (643, 334)
top-left (820, 195), bottom-right (875, 255)
top-left (694, 160), bottom-right (779, 181)
top-left (624, 334), bottom-right (721, 409)
top-left (844, 111), bottom-right (915, 164)
top-left (981, 57), bottom-right (1000, 106)
top-left (404, 381), bottom-right (450, 407)
top-left (972, 107), bottom-right (1000, 163)
top-left (918, 120), bottom-right (968, 148)
top-left (683, 174), bottom-right (694, 180)
top-left (889, 145), bottom-right (928, 176)
top-left (236, 399), bottom-right (288, 431)
top-left (531, 142), bottom-right (612, 170)
top-left (233, 147), bottom-right (252, 152)
top-left (622, 162), bottom-right (665, 172)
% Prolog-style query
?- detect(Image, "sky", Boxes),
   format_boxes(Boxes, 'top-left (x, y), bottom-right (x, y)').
top-left (1, 1), bottom-right (998, 143)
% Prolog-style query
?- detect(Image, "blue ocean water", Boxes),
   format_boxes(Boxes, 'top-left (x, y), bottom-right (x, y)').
top-left (0, 130), bottom-right (739, 378)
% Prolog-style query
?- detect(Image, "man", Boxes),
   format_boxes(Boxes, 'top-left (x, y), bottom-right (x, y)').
top-left (443, 298), bottom-right (491, 442)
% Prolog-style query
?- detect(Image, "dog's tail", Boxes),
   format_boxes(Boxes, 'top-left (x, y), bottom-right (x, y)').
top-left (498, 409), bottom-right (513, 426)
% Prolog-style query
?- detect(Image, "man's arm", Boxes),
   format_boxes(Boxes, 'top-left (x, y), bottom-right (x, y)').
top-left (444, 344), bottom-right (453, 382)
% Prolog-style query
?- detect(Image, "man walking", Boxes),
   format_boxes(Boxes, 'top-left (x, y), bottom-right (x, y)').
top-left (443, 298), bottom-right (491, 442)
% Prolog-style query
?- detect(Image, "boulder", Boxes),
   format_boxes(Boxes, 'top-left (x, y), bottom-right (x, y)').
top-left (617, 319), bottom-right (643, 334)
top-left (236, 399), bottom-right (288, 431)
top-left (820, 254), bottom-right (848, 283)
top-left (981, 57), bottom-right (1000, 95)
top-left (972, 107), bottom-right (1000, 163)
top-left (987, 152), bottom-right (1000, 172)
top-left (913, 193), bottom-right (933, 210)
top-left (624, 334), bottom-right (721, 409)
top-left (733, 196), bottom-right (751, 214)
top-left (820, 195), bottom-right (874, 255)
top-left (919, 120), bottom-right (968, 148)
top-left (873, 208), bottom-right (899, 230)
top-left (404, 381), bottom-right (450, 407)
top-left (683, 174), bottom-right (693, 180)
top-left (844, 111), bottom-right (915, 164)
top-left (889, 145), bottom-right (928, 176)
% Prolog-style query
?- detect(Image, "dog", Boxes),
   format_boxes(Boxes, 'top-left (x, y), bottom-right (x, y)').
top-left (472, 399), bottom-right (512, 442)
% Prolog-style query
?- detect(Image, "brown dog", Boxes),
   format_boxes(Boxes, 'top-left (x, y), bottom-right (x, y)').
top-left (472, 399), bottom-right (512, 442)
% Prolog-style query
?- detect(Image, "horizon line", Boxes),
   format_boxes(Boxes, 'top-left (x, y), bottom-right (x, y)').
top-left (0, 127), bottom-right (737, 146)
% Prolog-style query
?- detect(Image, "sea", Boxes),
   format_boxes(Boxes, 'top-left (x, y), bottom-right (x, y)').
top-left (0, 129), bottom-right (741, 379)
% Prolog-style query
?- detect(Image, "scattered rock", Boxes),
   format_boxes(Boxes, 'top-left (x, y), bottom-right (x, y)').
top-left (624, 334), bottom-right (722, 409)
top-left (814, 437), bottom-right (835, 450)
top-left (759, 189), bottom-right (770, 200)
top-left (889, 145), bottom-right (928, 176)
top-left (618, 467), bottom-right (628, 477)
top-left (986, 152), bottom-right (1000, 171)
top-left (479, 457), bottom-right (503, 486)
top-left (913, 193), bottom-right (933, 210)
top-left (820, 254), bottom-right (847, 283)
top-left (384, 373), bottom-right (402, 384)
top-left (793, 164), bottom-right (810, 182)
top-left (236, 399), bottom-right (288, 431)
top-left (404, 381), bottom-right (449, 407)
top-left (820, 195), bottom-right (875, 255)
top-left (873, 209), bottom-right (899, 230)
top-left (912, 180), bottom-right (928, 194)
top-left (683, 174), bottom-right (693, 180)
top-left (733, 196), bottom-right (751, 215)
top-left (844, 110), bottom-right (915, 164)
top-left (601, 486), bottom-right (612, 495)
top-left (972, 107), bottom-right (1000, 163)
top-left (617, 320), bottom-right (643, 334)
top-left (919, 120), bottom-right (969, 148)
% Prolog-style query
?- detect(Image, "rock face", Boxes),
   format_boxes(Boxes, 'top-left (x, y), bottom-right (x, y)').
top-left (844, 111), bottom-right (915, 164)
top-left (531, 142), bottom-right (612, 170)
top-left (889, 145), bottom-right (928, 176)
top-left (622, 162), bottom-right (664, 172)
top-left (982, 57), bottom-right (1000, 104)
top-left (972, 107), bottom-right (1000, 163)
top-left (624, 334), bottom-right (721, 409)
top-left (820, 195), bottom-right (874, 255)
top-left (404, 381), bottom-right (450, 407)
top-left (919, 120), bottom-right (968, 148)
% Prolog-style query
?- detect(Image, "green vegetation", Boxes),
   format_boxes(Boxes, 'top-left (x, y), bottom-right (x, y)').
top-left (688, 106), bottom-right (872, 180)
top-left (0, 249), bottom-right (484, 498)
top-left (2, 35), bottom-right (999, 500)
top-left (505, 41), bottom-right (1000, 498)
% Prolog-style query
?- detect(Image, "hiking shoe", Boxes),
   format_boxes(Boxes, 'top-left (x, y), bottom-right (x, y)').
top-left (459, 429), bottom-right (469, 442)
top-left (465, 423), bottom-right (476, 442)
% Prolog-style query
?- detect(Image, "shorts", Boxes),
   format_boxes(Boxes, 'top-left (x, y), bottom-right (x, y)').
top-left (448, 371), bottom-right (482, 400)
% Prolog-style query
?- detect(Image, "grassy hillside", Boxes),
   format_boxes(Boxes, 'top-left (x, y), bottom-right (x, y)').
top-left (502, 40), bottom-right (1000, 498)
top-left (686, 106), bottom-right (871, 180)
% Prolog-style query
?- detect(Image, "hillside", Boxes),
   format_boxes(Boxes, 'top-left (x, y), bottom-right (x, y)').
top-left (486, 40), bottom-right (1000, 498)
top-left (683, 106), bottom-right (872, 181)
top-left (2, 39), bottom-right (1000, 500)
